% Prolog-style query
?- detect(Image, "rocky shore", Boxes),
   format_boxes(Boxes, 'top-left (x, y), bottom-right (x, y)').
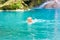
top-left (0, 0), bottom-right (46, 10)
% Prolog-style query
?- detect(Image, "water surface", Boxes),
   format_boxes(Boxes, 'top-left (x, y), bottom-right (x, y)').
top-left (0, 9), bottom-right (55, 40)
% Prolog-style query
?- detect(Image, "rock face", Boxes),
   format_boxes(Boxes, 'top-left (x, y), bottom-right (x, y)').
top-left (0, 0), bottom-right (46, 10)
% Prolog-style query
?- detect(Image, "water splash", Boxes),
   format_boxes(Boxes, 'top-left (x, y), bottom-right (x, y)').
top-left (54, 9), bottom-right (60, 40)
top-left (38, 1), bottom-right (51, 8)
top-left (34, 1), bottom-right (54, 9)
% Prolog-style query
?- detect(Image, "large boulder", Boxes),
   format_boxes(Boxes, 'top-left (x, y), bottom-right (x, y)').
top-left (0, 0), bottom-right (46, 10)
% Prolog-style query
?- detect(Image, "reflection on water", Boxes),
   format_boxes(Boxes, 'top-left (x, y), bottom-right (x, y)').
top-left (0, 9), bottom-right (55, 40)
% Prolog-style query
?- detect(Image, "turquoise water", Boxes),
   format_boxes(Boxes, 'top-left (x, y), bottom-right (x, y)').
top-left (0, 9), bottom-right (55, 40)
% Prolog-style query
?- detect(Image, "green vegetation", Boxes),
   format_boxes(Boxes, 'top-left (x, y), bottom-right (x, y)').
top-left (0, 0), bottom-right (46, 10)
top-left (1, 2), bottom-right (22, 10)
top-left (0, 0), bottom-right (8, 4)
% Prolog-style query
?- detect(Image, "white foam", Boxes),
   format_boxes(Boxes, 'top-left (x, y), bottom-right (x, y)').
top-left (27, 19), bottom-right (46, 25)
top-left (38, 1), bottom-right (54, 8)
top-left (55, 0), bottom-right (60, 4)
